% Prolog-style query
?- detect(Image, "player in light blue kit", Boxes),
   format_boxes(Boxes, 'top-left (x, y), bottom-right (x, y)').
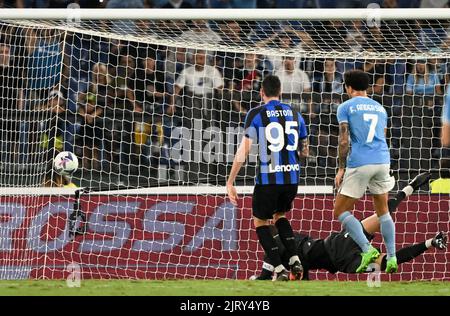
top-left (441, 85), bottom-right (450, 147)
top-left (334, 69), bottom-right (397, 273)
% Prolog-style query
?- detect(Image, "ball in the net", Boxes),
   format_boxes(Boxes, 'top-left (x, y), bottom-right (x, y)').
top-left (53, 151), bottom-right (79, 176)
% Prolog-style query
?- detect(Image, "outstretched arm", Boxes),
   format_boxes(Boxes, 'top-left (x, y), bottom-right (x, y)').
top-left (335, 122), bottom-right (349, 189)
top-left (227, 137), bottom-right (253, 205)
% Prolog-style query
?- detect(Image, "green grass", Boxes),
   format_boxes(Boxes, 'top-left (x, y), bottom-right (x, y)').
top-left (0, 280), bottom-right (449, 296)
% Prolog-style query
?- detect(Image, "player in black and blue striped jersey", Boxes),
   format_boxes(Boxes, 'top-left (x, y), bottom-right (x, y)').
top-left (227, 75), bottom-right (309, 281)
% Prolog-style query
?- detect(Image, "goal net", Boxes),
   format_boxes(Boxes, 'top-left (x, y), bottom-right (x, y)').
top-left (0, 8), bottom-right (448, 281)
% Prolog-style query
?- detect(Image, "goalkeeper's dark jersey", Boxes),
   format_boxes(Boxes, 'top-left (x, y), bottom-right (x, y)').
top-left (323, 228), bottom-right (375, 272)
top-left (271, 226), bottom-right (374, 276)
top-left (273, 233), bottom-right (336, 278)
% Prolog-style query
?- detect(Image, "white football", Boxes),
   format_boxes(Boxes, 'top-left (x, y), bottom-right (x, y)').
top-left (53, 151), bottom-right (79, 176)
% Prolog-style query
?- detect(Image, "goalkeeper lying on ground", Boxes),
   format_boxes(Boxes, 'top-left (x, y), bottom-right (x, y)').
top-left (251, 172), bottom-right (448, 280)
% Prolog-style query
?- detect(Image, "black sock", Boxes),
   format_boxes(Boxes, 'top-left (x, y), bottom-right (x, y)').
top-left (258, 268), bottom-right (273, 280)
top-left (380, 242), bottom-right (428, 270)
top-left (255, 226), bottom-right (282, 268)
top-left (388, 191), bottom-right (406, 214)
top-left (274, 217), bottom-right (297, 260)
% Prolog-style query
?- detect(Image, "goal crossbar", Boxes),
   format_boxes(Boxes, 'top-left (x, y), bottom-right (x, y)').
top-left (1, 8), bottom-right (450, 21)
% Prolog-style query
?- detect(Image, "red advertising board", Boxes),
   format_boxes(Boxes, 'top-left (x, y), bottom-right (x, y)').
top-left (0, 194), bottom-right (448, 280)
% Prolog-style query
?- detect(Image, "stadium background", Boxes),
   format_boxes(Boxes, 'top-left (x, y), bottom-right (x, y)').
top-left (0, 0), bottom-right (449, 287)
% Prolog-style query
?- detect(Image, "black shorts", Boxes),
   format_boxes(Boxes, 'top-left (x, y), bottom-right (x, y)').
top-left (252, 184), bottom-right (298, 220)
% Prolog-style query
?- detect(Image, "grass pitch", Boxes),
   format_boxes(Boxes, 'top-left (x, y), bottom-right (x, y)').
top-left (0, 280), bottom-right (448, 296)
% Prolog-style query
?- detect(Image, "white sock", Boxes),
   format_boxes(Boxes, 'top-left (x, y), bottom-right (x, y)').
top-left (289, 255), bottom-right (300, 266)
top-left (402, 185), bottom-right (414, 197)
top-left (262, 262), bottom-right (274, 272)
top-left (274, 264), bottom-right (286, 273)
top-left (425, 238), bottom-right (433, 248)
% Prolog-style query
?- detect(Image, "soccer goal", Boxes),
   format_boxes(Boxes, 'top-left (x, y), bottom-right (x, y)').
top-left (0, 8), bottom-right (448, 281)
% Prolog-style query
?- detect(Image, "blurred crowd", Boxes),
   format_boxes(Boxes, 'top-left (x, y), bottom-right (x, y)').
top-left (0, 1), bottom-right (449, 186)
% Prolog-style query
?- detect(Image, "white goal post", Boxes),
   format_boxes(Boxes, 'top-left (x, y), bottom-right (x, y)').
top-left (2, 8), bottom-right (450, 20)
top-left (0, 8), bottom-right (448, 281)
